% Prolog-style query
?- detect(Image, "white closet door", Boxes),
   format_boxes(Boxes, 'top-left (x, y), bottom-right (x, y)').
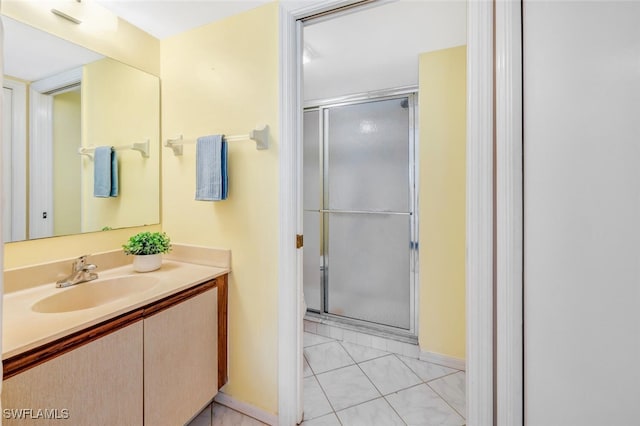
top-left (524, 1), bottom-right (640, 424)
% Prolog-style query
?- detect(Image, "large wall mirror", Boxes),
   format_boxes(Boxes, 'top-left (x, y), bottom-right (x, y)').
top-left (2, 15), bottom-right (160, 243)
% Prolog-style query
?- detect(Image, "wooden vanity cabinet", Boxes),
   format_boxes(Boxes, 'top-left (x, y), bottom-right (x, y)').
top-left (2, 322), bottom-right (144, 425)
top-left (2, 275), bottom-right (228, 426)
top-left (144, 286), bottom-right (218, 426)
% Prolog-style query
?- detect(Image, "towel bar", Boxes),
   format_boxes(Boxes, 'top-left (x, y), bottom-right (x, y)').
top-left (164, 125), bottom-right (269, 156)
top-left (78, 139), bottom-right (150, 159)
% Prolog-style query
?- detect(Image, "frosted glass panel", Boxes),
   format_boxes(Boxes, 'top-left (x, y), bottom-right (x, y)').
top-left (327, 98), bottom-right (409, 212)
top-left (303, 95), bottom-right (414, 332)
top-left (303, 110), bottom-right (321, 210)
top-left (327, 213), bottom-right (410, 329)
top-left (303, 211), bottom-right (322, 311)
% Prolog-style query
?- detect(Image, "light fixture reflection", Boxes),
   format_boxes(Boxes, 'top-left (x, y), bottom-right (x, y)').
top-left (302, 44), bottom-right (317, 65)
top-left (359, 120), bottom-right (376, 134)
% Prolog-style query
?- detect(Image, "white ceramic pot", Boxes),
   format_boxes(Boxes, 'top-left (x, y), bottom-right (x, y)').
top-left (133, 253), bottom-right (162, 272)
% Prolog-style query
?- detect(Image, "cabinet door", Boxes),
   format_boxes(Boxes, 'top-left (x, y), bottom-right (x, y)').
top-left (144, 287), bottom-right (218, 426)
top-left (2, 322), bottom-right (144, 425)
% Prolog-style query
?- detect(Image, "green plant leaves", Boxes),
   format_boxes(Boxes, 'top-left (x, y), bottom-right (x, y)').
top-left (123, 232), bottom-right (172, 255)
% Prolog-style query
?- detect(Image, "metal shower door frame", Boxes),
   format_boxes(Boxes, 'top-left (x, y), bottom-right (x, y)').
top-left (304, 87), bottom-right (419, 338)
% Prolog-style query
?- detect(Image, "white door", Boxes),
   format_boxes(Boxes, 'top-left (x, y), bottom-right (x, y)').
top-left (523, 1), bottom-right (640, 424)
top-left (29, 89), bottom-right (54, 239)
top-left (2, 81), bottom-right (27, 242)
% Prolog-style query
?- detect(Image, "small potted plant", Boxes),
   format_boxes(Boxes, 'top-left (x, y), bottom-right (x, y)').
top-left (123, 231), bottom-right (172, 272)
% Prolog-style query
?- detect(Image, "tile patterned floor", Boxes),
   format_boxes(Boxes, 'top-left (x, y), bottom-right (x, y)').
top-left (302, 332), bottom-right (466, 426)
top-left (188, 331), bottom-right (466, 426)
top-left (188, 402), bottom-right (267, 426)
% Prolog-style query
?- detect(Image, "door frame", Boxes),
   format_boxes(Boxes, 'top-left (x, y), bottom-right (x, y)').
top-left (29, 67), bottom-right (82, 239)
top-left (278, 1), bottom-right (523, 425)
top-left (495, 0), bottom-right (523, 424)
top-left (465, 0), bottom-right (494, 423)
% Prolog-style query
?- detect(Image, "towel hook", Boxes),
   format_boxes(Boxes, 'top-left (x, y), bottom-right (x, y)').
top-left (165, 135), bottom-right (184, 156)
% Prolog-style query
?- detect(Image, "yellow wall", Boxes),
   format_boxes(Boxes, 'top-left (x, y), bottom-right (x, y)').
top-left (418, 46), bottom-right (466, 360)
top-left (81, 58), bottom-right (160, 233)
top-left (161, 3), bottom-right (279, 415)
top-left (1, 0), bottom-right (160, 76)
top-left (53, 90), bottom-right (82, 236)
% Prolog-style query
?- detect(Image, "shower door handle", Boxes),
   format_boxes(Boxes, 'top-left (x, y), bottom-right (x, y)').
top-left (318, 209), bottom-right (411, 216)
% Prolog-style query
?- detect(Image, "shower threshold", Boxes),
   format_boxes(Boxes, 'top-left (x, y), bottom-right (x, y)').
top-left (305, 310), bottom-right (418, 345)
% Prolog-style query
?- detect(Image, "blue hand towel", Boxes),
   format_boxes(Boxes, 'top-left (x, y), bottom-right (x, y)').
top-left (94, 146), bottom-right (118, 197)
top-left (110, 150), bottom-right (119, 197)
top-left (196, 135), bottom-right (228, 201)
top-left (221, 140), bottom-right (228, 200)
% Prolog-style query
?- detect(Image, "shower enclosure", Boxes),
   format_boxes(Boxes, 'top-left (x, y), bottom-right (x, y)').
top-left (303, 90), bottom-right (418, 337)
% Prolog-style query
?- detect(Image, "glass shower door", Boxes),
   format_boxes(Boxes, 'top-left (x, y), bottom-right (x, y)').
top-left (303, 95), bottom-right (415, 332)
top-left (325, 98), bottom-right (412, 330)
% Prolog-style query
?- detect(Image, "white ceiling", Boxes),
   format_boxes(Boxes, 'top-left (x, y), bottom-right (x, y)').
top-left (3, 0), bottom-right (466, 94)
top-left (95, 0), bottom-right (271, 39)
top-left (2, 16), bottom-right (104, 82)
top-left (303, 0), bottom-right (467, 101)
top-left (3, 1), bottom-right (271, 81)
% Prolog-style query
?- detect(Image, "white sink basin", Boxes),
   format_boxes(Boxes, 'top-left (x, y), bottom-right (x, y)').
top-left (31, 275), bottom-right (160, 314)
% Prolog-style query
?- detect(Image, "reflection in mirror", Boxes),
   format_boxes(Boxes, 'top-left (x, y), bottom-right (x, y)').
top-left (2, 15), bottom-right (160, 243)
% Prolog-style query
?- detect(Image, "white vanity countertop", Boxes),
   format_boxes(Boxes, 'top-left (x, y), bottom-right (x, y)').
top-left (3, 260), bottom-right (229, 360)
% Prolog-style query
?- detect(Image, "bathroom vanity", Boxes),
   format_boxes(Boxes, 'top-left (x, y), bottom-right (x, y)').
top-left (1, 247), bottom-right (229, 425)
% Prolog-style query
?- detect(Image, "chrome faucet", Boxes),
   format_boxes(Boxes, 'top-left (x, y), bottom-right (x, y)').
top-left (56, 255), bottom-right (98, 288)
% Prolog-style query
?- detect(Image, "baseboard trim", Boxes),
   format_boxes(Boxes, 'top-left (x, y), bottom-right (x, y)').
top-left (419, 350), bottom-right (466, 371)
top-left (214, 392), bottom-right (278, 426)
